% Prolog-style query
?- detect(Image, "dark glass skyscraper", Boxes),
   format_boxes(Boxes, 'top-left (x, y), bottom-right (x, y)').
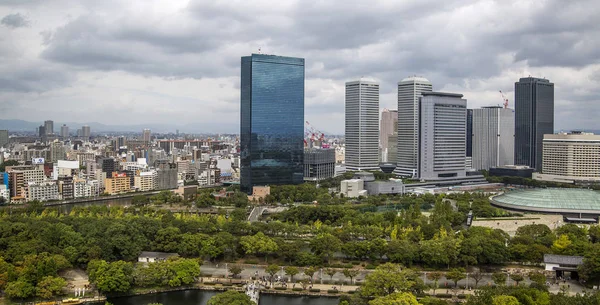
top-left (240, 54), bottom-right (305, 194)
top-left (514, 77), bottom-right (554, 172)
top-left (466, 109), bottom-right (473, 158)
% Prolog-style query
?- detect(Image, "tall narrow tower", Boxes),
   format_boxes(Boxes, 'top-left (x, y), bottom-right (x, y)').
top-left (395, 76), bottom-right (432, 177)
top-left (345, 79), bottom-right (380, 171)
top-left (514, 77), bottom-right (554, 171)
top-left (240, 54), bottom-right (305, 194)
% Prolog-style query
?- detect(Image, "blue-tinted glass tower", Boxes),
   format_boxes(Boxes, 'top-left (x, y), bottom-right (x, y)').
top-left (240, 54), bottom-right (305, 194)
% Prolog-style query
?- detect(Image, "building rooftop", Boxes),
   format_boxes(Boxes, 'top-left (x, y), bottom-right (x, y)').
top-left (138, 251), bottom-right (179, 259)
top-left (422, 91), bottom-right (464, 98)
top-left (491, 188), bottom-right (600, 214)
top-left (543, 254), bottom-right (584, 266)
top-left (399, 76), bottom-right (431, 83)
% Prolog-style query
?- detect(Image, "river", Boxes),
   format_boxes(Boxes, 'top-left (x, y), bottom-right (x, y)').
top-left (102, 290), bottom-right (339, 305)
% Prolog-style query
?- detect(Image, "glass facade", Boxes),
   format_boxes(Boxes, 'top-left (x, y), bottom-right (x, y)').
top-left (240, 54), bottom-right (305, 194)
top-left (514, 77), bottom-right (554, 171)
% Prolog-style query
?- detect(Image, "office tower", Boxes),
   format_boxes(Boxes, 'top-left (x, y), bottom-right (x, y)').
top-left (418, 92), bottom-right (467, 180)
top-left (240, 54), bottom-right (305, 194)
top-left (514, 77), bottom-right (554, 171)
top-left (396, 76), bottom-right (433, 177)
top-left (101, 158), bottom-right (117, 176)
top-left (143, 129), bottom-right (151, 143)
top-left (60, 124), bottom-right (69, 138)
top-left (472, 107), bottom-right (515, 170)
top-left (81, 125), bottom-right (91, 139)
top-left (380, 109), bottom-right (398, 162)
top-left (44, 120), bottom-right (54, 135)
top-left (0, 130), bottom-right (8, 148)
top-left (345, 79), bottom-right (380, 171)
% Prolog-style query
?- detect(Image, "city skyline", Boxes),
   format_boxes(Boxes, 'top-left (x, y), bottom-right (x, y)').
top-left (0, 1), bottom-right (599, 134)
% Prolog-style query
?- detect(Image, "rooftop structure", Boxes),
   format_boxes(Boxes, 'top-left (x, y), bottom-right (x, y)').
top-left (491, 188), bottom-right (600, 215)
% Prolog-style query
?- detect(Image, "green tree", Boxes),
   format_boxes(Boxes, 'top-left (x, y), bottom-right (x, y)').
top-left (361, 263), bottom-right (417, 297)
top-left (207, 290), bottom-right (255, 305)
top-left (5, 279), bottom-right (35, 299)
top-left (310, 233), bottom-right (342, 264)
top-left (528, 271), bottom-right (546, 286)
top-left (0, 160), bottom-right (19, 172)
top-left (427, 272), bottom-right (443, 294)
top-left (285, 266), bottom-right (299, 283)
top-left (303, 266), bottom-right (316, 281)
top-left (446, 268), bottom-right (466, 288)
top-left (471, 271), bottom-right (484, 288)
top-left (491, 272), bottom-right (507, 286)
top-left (343, 268), bottom-right (360, 284)
top-left (369, 292), bottom-right (420, 305)
top-left (88, 260), bottom-right (134, 293)
top-left (265, 264), bottom-right (280, 285)
top-left (167, 258), bottom-right (201, 287)
top-left (240, 232), bottom-right (278, 262)
top-left (229, 265), bottom-right (243, 279)
top-left (511, 273), bottom-right (524, 286)
top-left (36, 276), bottom-right (67, 299)
top-left (325, 268), bottom-right (337, 282)
top-left (492, 295), bottom-right (520, 305)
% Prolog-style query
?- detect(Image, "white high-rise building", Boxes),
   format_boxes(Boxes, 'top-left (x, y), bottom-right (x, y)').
top-left (418, 92), bottom-right (467, 181)
top-left (472, 107), bottom-right (515, 170)
top-left (396, 76), bottom-right (433, 177)
top-left (60, 124), bottom-right (69, 138)
top-left (345, 79), bottom-right (380, 171)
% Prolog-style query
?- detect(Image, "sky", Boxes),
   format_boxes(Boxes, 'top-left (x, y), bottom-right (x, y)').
top-left (0, 0), bottom-right (599, 134)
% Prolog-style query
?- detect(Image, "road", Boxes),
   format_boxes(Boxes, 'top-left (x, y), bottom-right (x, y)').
top-left (200, 262), bottom-right (585, 294)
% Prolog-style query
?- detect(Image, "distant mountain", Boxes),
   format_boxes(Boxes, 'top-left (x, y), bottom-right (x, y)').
top-left (0, 119), bottom-right (238, 134)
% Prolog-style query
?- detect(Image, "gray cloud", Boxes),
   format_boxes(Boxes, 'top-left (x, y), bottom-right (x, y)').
top-left (1, 13), bottom-right (29, 28)
top-left (0, 0), bottom-right (599, 133)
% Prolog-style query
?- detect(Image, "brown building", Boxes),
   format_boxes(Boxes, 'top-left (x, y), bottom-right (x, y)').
top-left (104, 172), bottom-right (131, 195)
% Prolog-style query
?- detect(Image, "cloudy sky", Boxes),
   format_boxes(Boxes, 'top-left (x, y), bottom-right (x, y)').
top-left (1, 0), bottom-right (599, 134)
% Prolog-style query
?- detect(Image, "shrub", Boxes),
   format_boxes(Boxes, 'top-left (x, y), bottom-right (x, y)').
top-left (275, 287), bottom-right (286, 291)
top-left (352, 261), bottom-right (360, 265)
top-left (222, 283), bottom-right (233, 286)
top-left (309, 288), bottom-right (321, 293)
top-left (436, 294), bottom-right (452, 298)
top-left (458, 294), bottom-right (467, 299)
top-left (327, 289), bottom-right (339, 294)
top-left (292, 288), bottom-right (303, 291)
top-left (245, 259), bottom-right (259, 264)
top-left (204, 282), bottom-right (216, 286)
top-left (365, 264), bottom-right (378, 270)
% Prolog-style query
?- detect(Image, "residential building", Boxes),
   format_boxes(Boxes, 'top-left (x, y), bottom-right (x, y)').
top-left (58, 176), bottom-right (74, 200)
top-left (142, 129), bottom-right (151, 143)
top-left (514, 77), bottom-right (554, 171)
top-left (44, 120), bottom-right (54, 135)
top-left (0, 130), bottom-right (8, 147)
top-left (9, 167), bottom-right (44, 199)
top-left (340, 179), bottom-right (366, 198)
top-left (28, 182), bottom-right (60, 202)
top-left (345, 79), bottom-right (380, 171)
top-left (396, 76), bottom-right (433, 177)
top-left (50, 141), bottom-right (66, 162)
top-left (380, 109), bottom-right (398, 162)
top-left (0, 185), bottom-right (9, 203)
top-left (533, 132), bottom-right (600, 183)
top-left (134, 171), bottom-right (157, 192)
top-left (240, 54), bottom-right (305, 193)
top-left (104, 172), bottom-right (130, 195)
top-left (60, 124), bottom-right (69, 138)
top-left (156, 162), bottom-right (177, 190)
top-left (74, 179), bottom-right (99, 198)
top-left (472, 106), bottom-right (515, 170)
top-left (101, 158), bottom-right (117, 176)
top-left (418, 92), bottom-right (467, 181)
top-left (304, 148), bottom-right (335, 181)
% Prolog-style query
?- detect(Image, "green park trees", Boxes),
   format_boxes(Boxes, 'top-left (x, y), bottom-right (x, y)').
top-left (240, 232), bottom-right (278, 262)
top-left (446, 268), bottom-right (466, 288)
top-left (361, 263), bottom-right (419, 297)
top-left (207, 290), bottom-right (255, 305)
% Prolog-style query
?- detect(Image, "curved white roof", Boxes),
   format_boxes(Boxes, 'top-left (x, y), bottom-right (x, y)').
top-left (400, 76), bottom-right (431, 83)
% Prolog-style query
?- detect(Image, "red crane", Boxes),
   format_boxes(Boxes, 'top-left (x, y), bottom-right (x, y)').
top-left (499, 90), bottom-right (509, 109)
top-left (305, 121), bottom-right (326, 147)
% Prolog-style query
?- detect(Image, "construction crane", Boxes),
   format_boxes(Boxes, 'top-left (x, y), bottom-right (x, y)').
top-left (305, 121), bottom-right (326, 147)
top-left (499, 90), bottom-right (509, 109)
